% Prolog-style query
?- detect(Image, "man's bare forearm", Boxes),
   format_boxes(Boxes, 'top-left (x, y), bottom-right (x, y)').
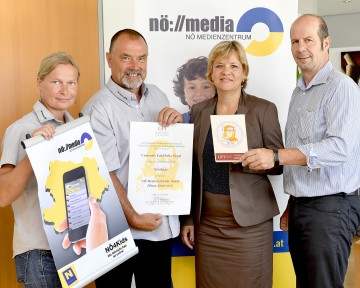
top-left (109, 172), bottom-right (138, 226)
top-left (278, 148), bottom-right (307, 166)
top-left (109, 172), bottom-right (162, 231)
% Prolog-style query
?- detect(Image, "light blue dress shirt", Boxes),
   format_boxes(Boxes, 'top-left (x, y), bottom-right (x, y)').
top-left (284, 61), bottom-right (360, 197)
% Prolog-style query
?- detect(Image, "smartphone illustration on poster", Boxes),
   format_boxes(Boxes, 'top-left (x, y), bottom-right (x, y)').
top-left (63, 166), bottom-right (91, 242)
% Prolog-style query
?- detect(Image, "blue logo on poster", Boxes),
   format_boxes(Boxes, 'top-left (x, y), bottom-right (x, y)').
top-left (62, 267), bottom-right (77, 285)
top-left (80, 132), bottom-right (93, 150)
top-left (237, 7), bottom-right (284, 56)
top-left (273, 231), bottom-right (289, 253)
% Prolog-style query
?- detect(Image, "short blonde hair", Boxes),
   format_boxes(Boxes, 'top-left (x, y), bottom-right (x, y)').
top-left (207, 41), bottom-right (249, 89)
top-left (38, 51), bottom-right (80, 81)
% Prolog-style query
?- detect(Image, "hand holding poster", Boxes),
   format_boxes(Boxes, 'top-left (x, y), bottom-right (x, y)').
top-left (22, 116), bottom-right (138, 288)
top-left (128, 122), bottom-right (193, 215)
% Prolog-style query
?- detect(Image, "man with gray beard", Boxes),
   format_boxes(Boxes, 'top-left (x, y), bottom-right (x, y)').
top-left (81, 29), bottom-right (183, 288)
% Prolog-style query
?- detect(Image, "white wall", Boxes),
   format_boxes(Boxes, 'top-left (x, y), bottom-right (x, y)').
top-left (324, 13), bottom-right (360, 48)
top-left (298, 1), bottom-right (317, 15)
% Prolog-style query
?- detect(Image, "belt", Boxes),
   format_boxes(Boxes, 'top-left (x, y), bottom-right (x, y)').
top-left (290, 189), bottom-right (360, 202)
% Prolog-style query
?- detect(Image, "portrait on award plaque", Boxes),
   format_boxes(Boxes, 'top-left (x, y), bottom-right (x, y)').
top-left (210, 115), bottom-right (248, 162)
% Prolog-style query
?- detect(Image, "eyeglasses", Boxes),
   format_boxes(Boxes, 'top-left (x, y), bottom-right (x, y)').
top-left (50, 80), bottom-right (78, 89)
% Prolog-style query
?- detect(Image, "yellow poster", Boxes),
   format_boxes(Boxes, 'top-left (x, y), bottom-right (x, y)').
top-left (23, 116), bottom-right (138, 287)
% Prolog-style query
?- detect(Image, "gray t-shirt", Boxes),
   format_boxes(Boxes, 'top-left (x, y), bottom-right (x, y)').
top-left (0, 100), bottom-right (73, 257)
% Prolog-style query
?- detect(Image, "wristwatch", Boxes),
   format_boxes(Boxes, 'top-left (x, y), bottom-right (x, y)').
top-left (273, 149), bottom-right (280, 166)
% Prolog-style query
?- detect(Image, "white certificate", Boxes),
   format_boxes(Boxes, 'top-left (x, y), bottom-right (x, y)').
top-left (128, 122), bottom-right (194, 215)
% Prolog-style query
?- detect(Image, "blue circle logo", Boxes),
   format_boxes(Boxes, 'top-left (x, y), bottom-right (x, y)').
top-left (237, 7), bottom-right (284, 56)
top-left (80, 132), bottom-right (93, 150)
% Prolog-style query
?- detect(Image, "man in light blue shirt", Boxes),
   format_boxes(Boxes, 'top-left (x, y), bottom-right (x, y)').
top-left (81, 29), bottom-right (183, 288)
top-left (240, 14), bottom-right (360, 287)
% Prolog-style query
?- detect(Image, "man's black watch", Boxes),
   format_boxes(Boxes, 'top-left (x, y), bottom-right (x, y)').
top-left (273, 149), bottom-right (280, 166)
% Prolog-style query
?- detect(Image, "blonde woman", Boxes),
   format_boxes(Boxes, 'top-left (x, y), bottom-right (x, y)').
top-left (0, 52), bottom-right (79, 287)
top-left (181, 41), bottom-right (284, 288)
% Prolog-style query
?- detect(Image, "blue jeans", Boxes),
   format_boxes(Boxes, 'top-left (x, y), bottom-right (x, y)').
top-left (15, 250), bottom-right (61, 288)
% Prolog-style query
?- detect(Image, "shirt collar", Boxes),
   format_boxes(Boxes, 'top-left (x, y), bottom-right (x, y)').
top-left (106, 77), bottom-right (148, 105)
top-left (297, 61), bottom-right (333, 90)
top-left (33, 100), bottom-right (73, 125)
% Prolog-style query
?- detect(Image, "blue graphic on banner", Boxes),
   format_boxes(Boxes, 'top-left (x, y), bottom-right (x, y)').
top-left (80, 132), bottom-right (93, 150)
top-left (172, 231), bottom-right (289, 257)
top-left (62, 267), bottom-right (77, 286)
top-left (237, 7), bottom-right (284, 56)
top-left (273, 230), bottom-right (289, 253)
top-left (172, 235), bottom-right (195, 257)
top-left (237, 7), bottom-right (283, 32)
top-left (146, 7), bottom-right (284, 56)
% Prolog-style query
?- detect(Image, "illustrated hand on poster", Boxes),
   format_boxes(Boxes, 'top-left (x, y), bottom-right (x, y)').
top-left (58, 195), bottom-right (109, 255)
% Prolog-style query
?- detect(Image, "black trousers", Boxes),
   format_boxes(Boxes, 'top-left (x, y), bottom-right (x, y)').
top-left (289, 194), bottom-right (360, 288)
top-left (95, 238), bottom-right (172, 288)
